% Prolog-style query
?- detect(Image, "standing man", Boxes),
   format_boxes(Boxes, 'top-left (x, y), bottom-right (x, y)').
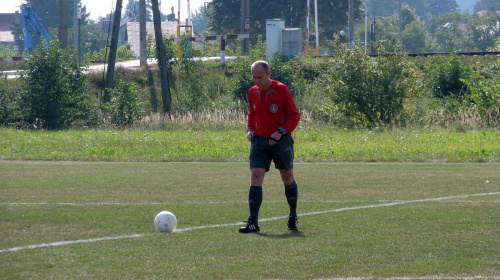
top-left (239, 60), bottom-right (301, 233)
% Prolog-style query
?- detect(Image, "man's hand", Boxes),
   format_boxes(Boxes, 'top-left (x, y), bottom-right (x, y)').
top-left (247, 130), bottom-right (254, 142)
top-left (269, 131), bottom-right (282, 146)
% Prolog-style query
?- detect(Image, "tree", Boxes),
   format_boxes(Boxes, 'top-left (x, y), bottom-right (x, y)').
top-left (467, 11), bottom-right (500, 51)
top-left (365, 0), bottom-right (397, 16)
top-left (321, 39), bottom-right (422, 127)
top-left (204, 0), bottom-right (363, 44)
top-left (474, 0), bottom-right (500, 12)
top-left (23, 0), bottom-right (90, 29)
top-left (20, 40), bottom-right (91, 129)
top-left (425, 0), bottom-right (459, 17)
top-left (426, 12), bottom-right (472, 52)
top-left (192, 6), bottom-right (208, 35)
top-left (403, 21), bottom-right (427, 53)
top-left (123, 0), bottom-right (153, 21)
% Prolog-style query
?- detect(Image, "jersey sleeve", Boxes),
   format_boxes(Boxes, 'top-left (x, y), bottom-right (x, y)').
top-left (247, 89), bottom-right (256, 132)
top-left (281, 85), bottom-right (300, 134)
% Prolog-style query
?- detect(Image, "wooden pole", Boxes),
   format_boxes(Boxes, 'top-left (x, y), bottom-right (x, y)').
top-left (139, 0), bottom-right (147, 68)
top-left (104, 0), bottom-right (123, 103)
top-left (151, 0), bottom-right (172, 113)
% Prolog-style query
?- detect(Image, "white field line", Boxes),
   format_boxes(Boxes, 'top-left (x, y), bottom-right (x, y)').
top-left (1, 191), bottom-right (499, 253)
top-left (323, 277), bottom-right (500, 280)
top-left (3, 199), bottom-right (499, 206)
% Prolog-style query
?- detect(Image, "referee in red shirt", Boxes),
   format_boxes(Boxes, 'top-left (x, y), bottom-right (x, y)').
top-left (239, 60), bottom-right (301, 233)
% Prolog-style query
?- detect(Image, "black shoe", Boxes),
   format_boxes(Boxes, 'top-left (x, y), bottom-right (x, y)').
top-left (287, 216), bottom-right (298, 231)
top-left (239, 217), bottom-right (260, 233)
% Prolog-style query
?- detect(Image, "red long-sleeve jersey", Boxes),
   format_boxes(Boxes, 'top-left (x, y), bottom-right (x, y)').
top-left (247, 80), bottom-right (300, 137)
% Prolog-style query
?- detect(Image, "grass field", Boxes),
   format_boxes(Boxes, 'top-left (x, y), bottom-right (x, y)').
top-left (1, 161), bottom-right (499, 279)
top-left (1, 127), bottom-right (499, 162)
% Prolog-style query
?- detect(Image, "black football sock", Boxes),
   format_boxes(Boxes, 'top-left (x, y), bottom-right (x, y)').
top-left (248, 186), bottom-right (263, 225)
top-left (284, 181), bottom-right (298, 217)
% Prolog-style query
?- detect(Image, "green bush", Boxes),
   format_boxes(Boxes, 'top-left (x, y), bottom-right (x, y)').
top-left (311, 40), bottom-right (423, 127)
top-left (20, 40), bottom-right (91, 129)
top-left (87, 42), bottom-right (136, 62)
top-left (106, 80), bottom-right (145, 127)
top-left (0, 78), bottom-right (23, 126)
top-left (426, 52), bottom-right (472, 99)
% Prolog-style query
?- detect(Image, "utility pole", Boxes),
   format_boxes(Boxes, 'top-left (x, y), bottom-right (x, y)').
top-left (139, 0), bottom-right (147, 68)
top-left (398, 0), bottom-right (402, 43)
top-left (151, 0), bottom-right (172, 113)
top-left (348, 0), bottom-right (354, 45)
top-left (104, 0), bottom-right (123, 103)
top-left (73, 0), bottom-right (79, 57)
top-left (58, 0), bottom-right (68, 48)
top-left (240, 0), bottom-right (249, 54)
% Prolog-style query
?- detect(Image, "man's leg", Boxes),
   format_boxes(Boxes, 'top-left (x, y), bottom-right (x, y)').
top-left (280, 169), bottom-right (299, 230)
top-left (249, 168), bottom-right (266, 223)
top-left (239, 168), bottom-right (266, 233)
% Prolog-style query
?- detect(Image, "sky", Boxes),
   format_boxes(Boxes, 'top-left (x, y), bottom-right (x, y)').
top-left (0, 0), bottom-right (208, 20)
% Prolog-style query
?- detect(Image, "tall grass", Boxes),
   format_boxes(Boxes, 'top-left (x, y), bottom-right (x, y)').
top-left (1, 126), bottom-right (498, 162)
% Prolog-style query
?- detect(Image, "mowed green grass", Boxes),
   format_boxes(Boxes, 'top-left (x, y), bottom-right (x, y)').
top-left (1, 161), bottom-right (499, 279)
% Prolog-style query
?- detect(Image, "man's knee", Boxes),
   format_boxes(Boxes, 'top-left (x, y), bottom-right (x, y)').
top-left (279, 169), bottom-right (295, 185)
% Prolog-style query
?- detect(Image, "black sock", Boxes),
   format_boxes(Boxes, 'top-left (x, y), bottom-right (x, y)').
top-left (248, 186), bottom-right (263, 225)
top-left (285, 181), bottom-right (298, 217)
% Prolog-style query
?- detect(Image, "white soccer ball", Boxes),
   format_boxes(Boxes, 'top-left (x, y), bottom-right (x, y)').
top-left (154, 211), bottom-right (177, 233)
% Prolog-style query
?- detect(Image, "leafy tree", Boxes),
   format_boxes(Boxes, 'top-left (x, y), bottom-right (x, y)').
top-left (403, 21), bottom-right (427, 53)
top-left (21, 0), bottom-right (90, 29)
top-left (192, 6), bottom-right (208, 35)
top-left (77, 19), bottom-right (109, 55)
top-left (426, 52), bottom-right (472, 99)
top-left (365, 0), bottom-right (397, 16)
top-left (404, 0), bottom-right (427, 17)
top-left (425, 0), bottom-right (459, 16)
top-left (467, 11), bottom-right (500, 51)
top-left (87, 42), bottom-right (136, 62)
top-left (123, 0), bottom-right (153, 21)
top-left (315, 39), bottom-right (422, 127)
top-left (13, 1), bottom-right (91, 51)
top-left (107, 80), bottom-right (145, 126)
top-left (204, 0), bottom-right (363, 44)
top-left (474, 0), bottom-right (500, 12)
top-left (20, 40), bottom-right (91, 129)
top-left (0, 44), bottom-right (18, 57)
top-left (366, 0), bottom-right (459, 18)
top-left (425, 12), bottom-right (472, 52)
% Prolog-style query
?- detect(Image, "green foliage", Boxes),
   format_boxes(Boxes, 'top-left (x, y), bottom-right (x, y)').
top-left (229, 36), bottom-right (267, 104)
top-left (20, 40), bottom-right (91, 129)
top-left (204, 0), bottom-right (363, 44)
top-left (402, 21), bottom-right (427, 53)
top-left (106, 80), bottom-right (145, 127)
top-left (467, 11), bottom-right (500, 51)
top-left (0, 78), bottom-right (23, 126)
top-left (313, 40), bottom-right (423, 127)
top-left (0, 44), bottom-right (19, 57)
top-left (463, 69), bottom-right (500, 126)
top-left (474, 0), bottom-right (500, 13)
top-left (426, 52), bottom-right (472, 99)
top-left (87, 42), bottom-right (136, 62)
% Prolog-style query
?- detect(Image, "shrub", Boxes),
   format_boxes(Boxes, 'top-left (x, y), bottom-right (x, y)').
top-left (314, 40), bottom-right (423, 127)
top-left (20, 40), bottom-right (91, 129)
top-left (106, 80), bottom-right (146, 127)
top-left (426, 52), bottom-right (472, 99)
top-left (0, 78), bottom-right (23, 126)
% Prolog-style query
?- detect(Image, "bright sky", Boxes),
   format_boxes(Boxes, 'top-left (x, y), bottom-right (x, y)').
top-left (0, 0), bottom-right (208, 21)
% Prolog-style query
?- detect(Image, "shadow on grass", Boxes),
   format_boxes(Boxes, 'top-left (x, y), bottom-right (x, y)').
top-left (257, 230), bottom-right (305, 239)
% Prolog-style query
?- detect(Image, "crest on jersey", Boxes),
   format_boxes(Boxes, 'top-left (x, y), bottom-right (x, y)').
top-left (269, 104), bottom-right (279, 113)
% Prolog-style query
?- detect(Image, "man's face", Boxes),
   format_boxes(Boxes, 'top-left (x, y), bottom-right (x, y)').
top-left (252, 65), bottom-right (271, 89)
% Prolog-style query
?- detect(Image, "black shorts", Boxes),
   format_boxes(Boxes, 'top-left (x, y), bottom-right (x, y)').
top-left (249, 134), bottom-right (295, 171)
